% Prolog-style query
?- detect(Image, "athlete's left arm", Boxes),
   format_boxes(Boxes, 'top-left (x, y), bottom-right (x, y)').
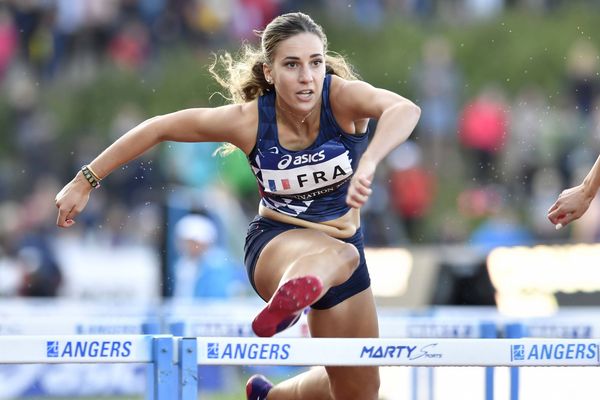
top-left (333, 76), bottom-right (421, 164)
top-left (332, 76), bottom-right (421, 208)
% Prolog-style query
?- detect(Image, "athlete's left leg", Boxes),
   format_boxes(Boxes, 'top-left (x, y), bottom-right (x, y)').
top-left (265, 288), bottom-right (380, 400)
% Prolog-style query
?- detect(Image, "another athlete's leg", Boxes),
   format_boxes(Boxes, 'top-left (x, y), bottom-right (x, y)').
top-left (251, 229), bottom-right (360, 337)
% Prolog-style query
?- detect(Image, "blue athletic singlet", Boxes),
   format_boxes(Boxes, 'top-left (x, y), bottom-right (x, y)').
top-left (248, 74), bottom-right (370, 222)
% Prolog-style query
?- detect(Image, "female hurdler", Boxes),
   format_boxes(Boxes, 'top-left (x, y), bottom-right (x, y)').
top-left (55, 12), bottom-right (420, 400)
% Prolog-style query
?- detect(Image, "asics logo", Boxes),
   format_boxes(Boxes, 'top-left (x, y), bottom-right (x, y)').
top-left (277, 150), bottom-right (325, 169)
top-left (277, 155), bottom-right (293, 169)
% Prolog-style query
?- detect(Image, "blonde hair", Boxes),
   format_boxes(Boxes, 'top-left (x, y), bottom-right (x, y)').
top-left (211, 12), bottom-right (358, 155)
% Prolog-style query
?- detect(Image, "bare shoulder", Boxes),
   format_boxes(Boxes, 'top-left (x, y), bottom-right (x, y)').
top-left (329, 74), bottom-right (374, 100)
top-left (237, 100), bottom-right (260, 154)
top-left (327, 75), bottom-right (373, 131)
top-left (138, 100), bottom-right (260, 154)
top-left (211, 100), bottom-right (258, 154)
top-left (328, 74), bottom-right (411, 120)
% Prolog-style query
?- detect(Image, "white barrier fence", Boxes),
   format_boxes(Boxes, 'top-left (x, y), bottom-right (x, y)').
top-left (2, 302), bottom-right (600, 399)
top-left (0, 335), bottom-right (599, 400)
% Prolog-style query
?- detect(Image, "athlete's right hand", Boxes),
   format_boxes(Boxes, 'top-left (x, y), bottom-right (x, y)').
top-left (55, 172), bottom-right (93, 228)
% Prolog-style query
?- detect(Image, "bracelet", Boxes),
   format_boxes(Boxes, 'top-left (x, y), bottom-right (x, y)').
top-left (81, 165), bottom-right (101, 189)
top-left (86, 164), bottom-right (102, 181)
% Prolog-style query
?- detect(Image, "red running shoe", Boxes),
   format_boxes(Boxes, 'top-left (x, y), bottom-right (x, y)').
top-left (252, 275), bottom-right (323, 337)
top-left (246, 374), bottom-right (273, 400)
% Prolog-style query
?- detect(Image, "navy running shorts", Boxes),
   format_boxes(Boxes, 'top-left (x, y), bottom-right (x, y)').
top-left (243, 215), bottom-right (371, 310)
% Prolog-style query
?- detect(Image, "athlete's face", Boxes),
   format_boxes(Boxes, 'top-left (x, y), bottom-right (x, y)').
top-left (264, 32), bottom-right (326, 114)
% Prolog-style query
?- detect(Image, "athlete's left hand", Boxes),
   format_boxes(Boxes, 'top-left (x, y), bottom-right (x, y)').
top-left (346, 158), bottom-right (375, 208)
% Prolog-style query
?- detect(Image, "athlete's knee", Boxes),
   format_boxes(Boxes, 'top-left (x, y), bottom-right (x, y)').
top-left (332, 242), bottom-right (360, 276)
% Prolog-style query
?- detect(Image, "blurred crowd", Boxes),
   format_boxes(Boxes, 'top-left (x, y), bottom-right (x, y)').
top-left (1, 0), bottom-right (599, 299)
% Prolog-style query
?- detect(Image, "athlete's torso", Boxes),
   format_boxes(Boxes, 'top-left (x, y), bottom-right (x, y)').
top-left (248, 74), bottom-right (369, 224)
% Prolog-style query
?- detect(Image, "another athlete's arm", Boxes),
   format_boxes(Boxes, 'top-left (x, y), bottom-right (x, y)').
top-left (548, 154), bottom-right (600, 228)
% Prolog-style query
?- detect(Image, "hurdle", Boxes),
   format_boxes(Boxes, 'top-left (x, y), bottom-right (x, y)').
top-left (169, 315), bottom-right (497, 398)
top-left (172, 313), bottom-right (600, 400)
top-left (2, 332), bottom-right (599, 399)
top-left (170, 336), bottom-right (600, 400)
top-left (0, 334), bottom-right (177, 400)
top-left (3, 300), bottom-right (600, 399)
top-left (0, 313), bottom-right (162, 399)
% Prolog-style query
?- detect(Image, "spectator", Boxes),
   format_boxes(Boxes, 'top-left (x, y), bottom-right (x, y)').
top-left (458, 85), bottom-right (509, 184)
top-left (412, 36), bottom-right (461, 169)
top-left (16, 237), bottom-right (63, 297)
top-left (566, 39), bottom-right (600, 117)
top-left (387, 141), bottom-right (436, 241)
top-left (0, 7), bottom-right (17, 82)
top-left (172, 213), bottom-right (246, 299)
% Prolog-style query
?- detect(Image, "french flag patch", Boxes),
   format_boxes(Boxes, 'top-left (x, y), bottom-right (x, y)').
top-left (268, 179), bottom-right (290, 192)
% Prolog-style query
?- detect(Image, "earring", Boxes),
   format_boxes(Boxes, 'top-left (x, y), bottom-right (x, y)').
top-left (266, 78), bottom-right (272, 84)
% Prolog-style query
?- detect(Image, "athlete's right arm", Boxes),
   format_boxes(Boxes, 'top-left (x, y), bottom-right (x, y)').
top-left (55, 103), bottom-right (257, 228)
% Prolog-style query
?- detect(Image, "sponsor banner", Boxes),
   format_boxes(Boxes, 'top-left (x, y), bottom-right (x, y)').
top-left (197, 338), bottom-right (445, 366)
top-left (360, 343), bottom-right (442, 361)
top-left (0, 316), bottom-right (148, 335)
top-left (510, 341), bottom-right (600, 365)
top-left (170, 313), bottom-right (309, 338)
top-left (46, 340), bottom-right (132, 359)
top-left (197, 338), bottom-right (600, 367)
top-left (524, 321), bottom-right (600, 338)
top-left (0, 335), bottom-right (153, 364)
top-left (379, 318), bottom-right (482, 338)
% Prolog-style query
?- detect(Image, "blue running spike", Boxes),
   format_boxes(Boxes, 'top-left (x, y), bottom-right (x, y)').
top-left (246, 374), bottom-right (273, 400)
